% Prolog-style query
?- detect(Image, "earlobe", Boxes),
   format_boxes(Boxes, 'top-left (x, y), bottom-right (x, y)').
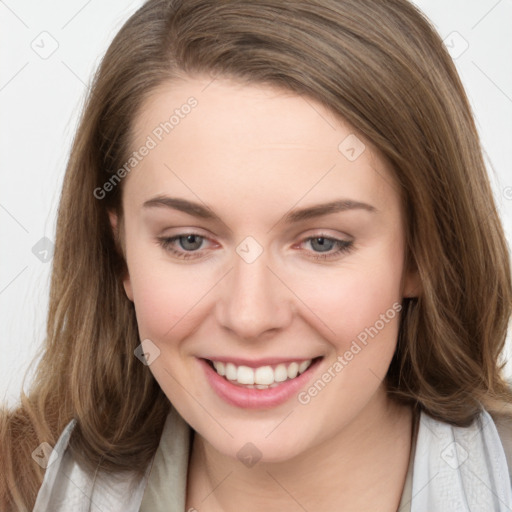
top-left (108, 210), bottom-right (134, 302)
top-left (403, 267), bottom-right (422, 298)
top-left (108, 210), bottom-right (118, 239)
top-left (123, 275), bottom-right (134, 302)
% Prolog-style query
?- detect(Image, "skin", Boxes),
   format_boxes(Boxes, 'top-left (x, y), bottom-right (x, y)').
top-left (110, 75), bottom-right (421, 511)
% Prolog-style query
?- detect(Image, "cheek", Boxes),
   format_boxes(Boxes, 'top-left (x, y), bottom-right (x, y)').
top-left (127, 250), bottom-right (217, 342)
top-left (291, 262), bottom-right (403, 424)
top-left (128, 227), bottom-right (404, 351)
top-left (288, 252), bottom-right (404, 351)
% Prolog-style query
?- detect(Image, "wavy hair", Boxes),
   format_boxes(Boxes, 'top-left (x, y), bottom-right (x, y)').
top-left (2, 0), bottom-right (511, 509)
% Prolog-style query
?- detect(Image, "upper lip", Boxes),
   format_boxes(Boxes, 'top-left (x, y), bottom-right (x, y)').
top-left (201, 356), bottom-right (322, 368)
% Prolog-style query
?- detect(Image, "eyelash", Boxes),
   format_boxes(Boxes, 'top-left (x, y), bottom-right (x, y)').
top-left (156, 232), bottom-right (354, 261)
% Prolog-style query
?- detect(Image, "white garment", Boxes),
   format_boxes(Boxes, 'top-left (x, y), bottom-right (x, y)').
top-left (411, 409), bottom-right (512, 511)
top-left (33, 407), bottom-right (512, 511)
top-left (32, 418), bottom-right (154, 512)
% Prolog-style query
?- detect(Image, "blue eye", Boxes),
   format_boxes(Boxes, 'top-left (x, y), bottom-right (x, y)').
top-left (157, 233), bottom-right (206, 259)
top-left (309, 237), bottom-right (336, 252)
top-left (301, 236), bottom-right (354, 260)
top-left (175, 234), bottom-right (204, 251)
top-left (157, 233), bottom-right (354, 261)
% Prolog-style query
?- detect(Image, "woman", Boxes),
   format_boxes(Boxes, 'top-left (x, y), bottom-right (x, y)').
top-left (1, 0), bottom-right (511, 511)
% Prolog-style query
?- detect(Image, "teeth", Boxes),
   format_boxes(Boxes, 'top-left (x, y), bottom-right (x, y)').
top-left (237, 366), bottom-right (254, 384)
top-left (255, 366), bottom-right (274, 385)
top-left (274, 364), bottom-right (288, 382)
top-left (211, 358), bottom-right (314, 386)
top-left (298, 360), bottom-right (310, 373)
top-left (213, 361), bottom-right (225, 376)
top-left (225, 362), bottom-right (237, 381)
top-left (287, 362), bottom-right (299, 379)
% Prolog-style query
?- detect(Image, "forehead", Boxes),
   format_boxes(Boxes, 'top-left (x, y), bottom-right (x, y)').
top-left (133, 75), bottom-right (356, 151)
top-left (124, 76), bottom-right (400, 216)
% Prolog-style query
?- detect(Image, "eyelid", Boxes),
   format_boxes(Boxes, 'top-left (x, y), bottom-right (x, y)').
top-left (292, 228), bottom-right (353, 243)
top-left (157, 230), bottom-right (354, 262)
top-left (293, 233), bottom-right (354, 260)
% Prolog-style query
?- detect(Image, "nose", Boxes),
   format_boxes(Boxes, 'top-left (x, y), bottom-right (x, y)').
top-left (216, 244), bottom-right (293, 340)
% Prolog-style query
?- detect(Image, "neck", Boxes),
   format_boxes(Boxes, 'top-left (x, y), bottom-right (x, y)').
top-left (186, 390), bottom-right (414, 512)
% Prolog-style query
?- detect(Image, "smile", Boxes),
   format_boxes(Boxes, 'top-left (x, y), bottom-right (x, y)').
top-left (208, 359), bottom-right (313, 388)
top-left (199, 356), bottom-right (324, 409)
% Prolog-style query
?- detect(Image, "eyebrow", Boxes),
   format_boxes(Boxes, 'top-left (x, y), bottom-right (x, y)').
top-left (142, 195), bottom-right (377, 223)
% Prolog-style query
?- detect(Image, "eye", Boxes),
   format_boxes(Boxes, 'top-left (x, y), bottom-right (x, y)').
top-left (157, 232), bottom-right (354, 262)
top-left (300, 235), bottom-right (354, 261)
top-left (174, 234), bottom-right (204, 251)
top-left (157, 233), bottom-right (209, 260)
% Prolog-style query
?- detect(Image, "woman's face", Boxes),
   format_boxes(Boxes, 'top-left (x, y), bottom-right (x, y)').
top-left (111, 75), bottom-right (419, 462)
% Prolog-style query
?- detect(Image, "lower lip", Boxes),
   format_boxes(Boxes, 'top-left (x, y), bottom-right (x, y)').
top-left (199, 357), bottom-right (322, 409)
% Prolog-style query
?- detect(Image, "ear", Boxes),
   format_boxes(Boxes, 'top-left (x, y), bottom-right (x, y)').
top-left (108, 210), bottom-right (134, 302)
top-left (402, 260), bottom-right (422, 299)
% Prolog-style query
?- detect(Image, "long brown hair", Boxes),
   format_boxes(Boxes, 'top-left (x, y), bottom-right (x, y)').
top-left (2, 0), bottom-right (511, 509)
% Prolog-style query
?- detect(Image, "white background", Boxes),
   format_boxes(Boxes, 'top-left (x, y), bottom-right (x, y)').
top-left (1, 0), bottom-right (511, 408)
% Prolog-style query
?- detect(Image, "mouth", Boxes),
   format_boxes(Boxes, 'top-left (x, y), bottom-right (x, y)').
top-left (204, 357), bottom-right (322, 389)
top-left (199, 356), bottom-right (324, 409)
